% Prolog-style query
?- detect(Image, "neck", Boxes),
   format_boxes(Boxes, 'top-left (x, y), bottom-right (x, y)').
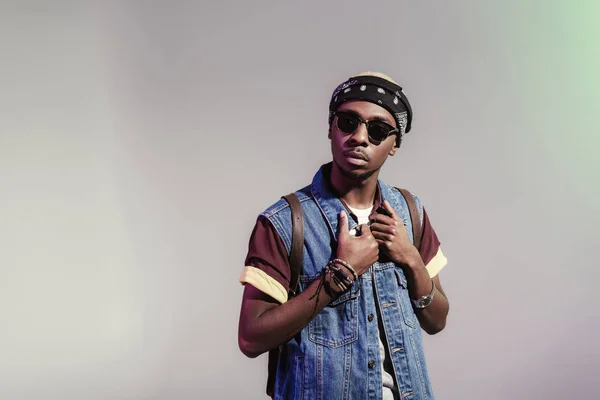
top-left (329, 162), bottom-right (380, 209)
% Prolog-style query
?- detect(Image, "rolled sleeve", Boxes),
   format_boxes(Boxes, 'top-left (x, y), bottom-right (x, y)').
top-left (240, 216), bottom-right (291, 303)
top-left (419, 207), bottom-right (448, 277)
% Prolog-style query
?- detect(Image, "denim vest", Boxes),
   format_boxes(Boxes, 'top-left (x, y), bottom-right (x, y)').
top-left (262, 164), bottom-right (435, 400)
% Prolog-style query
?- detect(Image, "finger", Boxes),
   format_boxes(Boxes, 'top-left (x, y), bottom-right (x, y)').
top-left (370, 213), bottom-right (396, 226)
top-left (375, 238), bottom-right (391, 252)
top-left (383, 200), bottom-right (400, 221)
top-left (372, 231), bottom-right (393, 242)
top-left (338, 210), bottom-right (349, 239)
top-left (369, 222), bottom-right (396, 235)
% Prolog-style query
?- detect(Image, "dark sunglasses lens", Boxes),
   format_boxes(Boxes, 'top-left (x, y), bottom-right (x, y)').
top-left (336, 114), bottom-right (360, 133)
top-left (367, 122), bottom-right (394, 142)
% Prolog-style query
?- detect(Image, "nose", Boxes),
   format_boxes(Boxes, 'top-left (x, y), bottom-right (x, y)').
top-left (347, 122), bottom-right (369, 146)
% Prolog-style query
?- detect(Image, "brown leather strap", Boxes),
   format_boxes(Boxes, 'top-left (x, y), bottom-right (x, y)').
top-left (395, 188), bottom-right (422, 250)
top-left (282, 193), bottom-right (304, 296)
top-left (267, 194), bottom-right (303, 398)
top-left (266, 347), bottom-right (279, 398)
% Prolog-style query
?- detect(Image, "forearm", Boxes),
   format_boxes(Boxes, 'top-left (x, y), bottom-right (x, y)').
top-left (239, 276), bottom-right (337, 358)
top-left (404, 255), bottom-right (449, 335)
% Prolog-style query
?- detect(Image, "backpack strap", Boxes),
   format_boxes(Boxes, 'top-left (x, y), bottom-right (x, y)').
top-left (267, 193), bottom-right (304, 399)
top-left (282, 193), bottom-right (304, 297)
top-left (394, 187), bottom-right (422, 251)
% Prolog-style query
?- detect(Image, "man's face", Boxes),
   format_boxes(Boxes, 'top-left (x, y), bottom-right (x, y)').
top-left (329, 100), bottom-right (398, 181)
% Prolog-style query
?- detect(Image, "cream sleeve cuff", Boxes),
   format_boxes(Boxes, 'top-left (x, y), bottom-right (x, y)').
top-left (239, 266), bottom-right (288, 304)
top-left (425, 248), bottom-right (448, 278)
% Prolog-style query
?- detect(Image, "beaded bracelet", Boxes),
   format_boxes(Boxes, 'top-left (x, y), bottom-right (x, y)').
top-left (328, 262), bottom-right (353, 286)
top-left (326, 260), bottom-right (355, 294)
top-left (310, 267), bottom-right (334, 300)
top-left (330, 272), bottom-right (347, 292)
top-left (310, 259), bottom-right (357, 299)
top-left (331, 258), bottom-right (358, 282)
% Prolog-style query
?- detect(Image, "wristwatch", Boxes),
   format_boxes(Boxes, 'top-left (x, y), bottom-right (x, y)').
top-left (412, 280), bottom-right (435, 309)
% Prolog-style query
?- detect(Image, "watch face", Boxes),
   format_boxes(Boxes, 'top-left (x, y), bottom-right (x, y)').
top-left (415, 296), bottom-right (432, 308)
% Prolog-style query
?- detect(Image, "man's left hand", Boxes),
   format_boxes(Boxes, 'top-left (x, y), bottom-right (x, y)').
top-left (370, 200), bottom-right (420, 266)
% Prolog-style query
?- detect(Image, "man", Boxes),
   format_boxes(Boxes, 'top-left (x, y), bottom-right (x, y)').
top-left (238, 72), bottom-right (449, 400)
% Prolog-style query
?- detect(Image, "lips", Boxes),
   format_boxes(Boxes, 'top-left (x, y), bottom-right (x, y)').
top-left (343, 149), bottom-right (368, 161)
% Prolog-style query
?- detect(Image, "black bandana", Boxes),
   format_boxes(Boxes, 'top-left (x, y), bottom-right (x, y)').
top-left (328, 75), bottom-right (413, 136)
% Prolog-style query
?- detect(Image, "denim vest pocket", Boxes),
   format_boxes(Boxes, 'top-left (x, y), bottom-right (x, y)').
top-left (394, 268), bottom-right (418, 328)
top-left (303, 275), bottom-right (360, 348)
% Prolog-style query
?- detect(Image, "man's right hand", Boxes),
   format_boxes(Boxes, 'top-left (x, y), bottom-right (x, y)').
top-left (239, 210), bottom-right (379, 359)
top-left (336, 210), bottom-right (379, 276)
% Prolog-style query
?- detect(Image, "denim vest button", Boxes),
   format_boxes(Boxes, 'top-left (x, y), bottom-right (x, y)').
top-left (368, 313), bottom-right (374, 322)
top-left (368, 360), bottom-right (375, 368)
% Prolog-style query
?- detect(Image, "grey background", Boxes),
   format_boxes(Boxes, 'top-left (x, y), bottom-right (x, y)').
top-left (1, 1), bottom-right (599, 399)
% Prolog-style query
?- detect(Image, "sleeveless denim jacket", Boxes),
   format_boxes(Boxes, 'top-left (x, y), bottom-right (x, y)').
top-left (262, 164), bottom-right (435, 400)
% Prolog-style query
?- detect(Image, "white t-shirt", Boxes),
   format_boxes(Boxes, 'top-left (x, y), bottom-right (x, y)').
top-left (347, 205), bottom-right (396, 400)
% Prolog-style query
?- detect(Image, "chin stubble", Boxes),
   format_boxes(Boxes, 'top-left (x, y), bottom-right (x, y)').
top-left (333, 158), bottom-right (379, 181)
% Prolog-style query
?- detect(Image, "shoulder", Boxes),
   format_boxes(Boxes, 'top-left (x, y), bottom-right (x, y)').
top-left (261, 184), bottom-right (312, 219)
top-left (403, 189), bottom-right (424, 224)
top-left (383, 183), bottom-right (425, 225)
top-left (394, 187), bottom-right (423, 207)
top-left (257, 185), bottom-right (312, 248)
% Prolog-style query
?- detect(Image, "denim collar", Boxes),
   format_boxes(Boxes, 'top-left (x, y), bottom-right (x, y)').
top-left (310, 163), bottom-right (409, 241)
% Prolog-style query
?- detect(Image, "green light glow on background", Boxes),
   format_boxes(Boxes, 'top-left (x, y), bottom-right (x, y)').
top-left (508, 1), bottom-right (600, 210)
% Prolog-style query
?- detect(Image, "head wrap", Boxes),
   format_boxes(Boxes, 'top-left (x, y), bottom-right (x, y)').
top-left (328, 75), bottom-right (413, 138)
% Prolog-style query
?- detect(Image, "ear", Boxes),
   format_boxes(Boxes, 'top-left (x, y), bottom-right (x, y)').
top-left (389, 144), bottom-right (398, 156)
top-left (328, 127), bottom-right (332, 140)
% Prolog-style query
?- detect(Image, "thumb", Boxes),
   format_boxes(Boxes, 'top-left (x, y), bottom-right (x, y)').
top-left (359, 222), bottom-right (373, 238)
top-left (338, 210), bottom-right (349, 239)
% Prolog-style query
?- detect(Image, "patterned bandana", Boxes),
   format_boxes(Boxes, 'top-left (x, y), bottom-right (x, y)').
top-left (328, 75), bottom-right (413, 137)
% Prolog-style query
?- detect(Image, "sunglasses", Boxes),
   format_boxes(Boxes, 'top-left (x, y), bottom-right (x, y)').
top-left (334, 111), bottom-right (399, 145)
